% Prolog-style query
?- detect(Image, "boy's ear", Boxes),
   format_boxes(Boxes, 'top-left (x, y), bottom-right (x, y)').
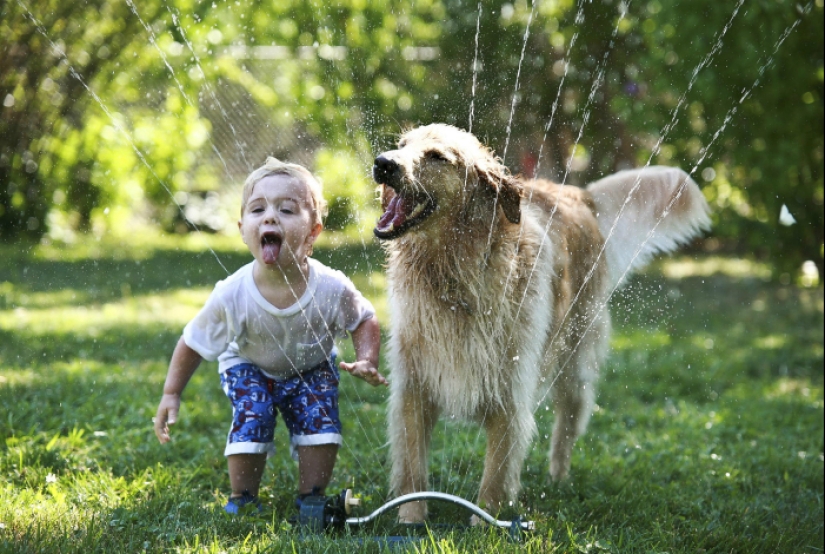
top-left (307, 223), bottom-right (323, 245)
top-left (238, 220), bottom-right (246, 244)
top-left (305, 223), bottom-right (323, 256)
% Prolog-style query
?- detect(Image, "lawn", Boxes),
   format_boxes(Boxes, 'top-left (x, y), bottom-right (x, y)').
top-left (0, 230), bottom-right (822, 553)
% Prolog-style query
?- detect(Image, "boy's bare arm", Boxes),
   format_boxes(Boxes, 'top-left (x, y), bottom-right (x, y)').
top-left (154, 337), bottom-right (203, 443)
top-left (340, 316), bottom-right (387, 387)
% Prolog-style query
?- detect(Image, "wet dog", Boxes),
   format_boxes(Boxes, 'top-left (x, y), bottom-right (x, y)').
top-left (372, 124), bottom-right (710, 522)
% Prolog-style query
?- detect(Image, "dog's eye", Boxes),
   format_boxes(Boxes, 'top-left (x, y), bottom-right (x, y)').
top-left (425, 151), bottom-right (447, 162)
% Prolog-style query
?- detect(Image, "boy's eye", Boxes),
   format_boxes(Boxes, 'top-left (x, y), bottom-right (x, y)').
top-left (280, 208), bottom-right (294, 215)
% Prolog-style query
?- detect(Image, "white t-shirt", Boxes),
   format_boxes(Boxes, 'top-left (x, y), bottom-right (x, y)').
top-left (183, 258), bottom-right (375, 379)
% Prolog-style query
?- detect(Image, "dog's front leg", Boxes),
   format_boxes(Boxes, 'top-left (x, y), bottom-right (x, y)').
top-left (477, 408), bottom-right (532, 519)
top-left (388, 377), bottom-right (439, 523)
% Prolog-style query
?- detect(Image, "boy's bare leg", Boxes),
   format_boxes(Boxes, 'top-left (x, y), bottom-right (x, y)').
top-left (227, 453), bottom-right (267, 497)
top-left (297, 444), bottom-right (339, 495)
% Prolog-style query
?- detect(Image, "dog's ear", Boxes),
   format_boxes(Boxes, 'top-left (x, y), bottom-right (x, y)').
top-left (477, 163), bottom-right (522, 225)
top-left (498, 176), bottom-right (522, 224)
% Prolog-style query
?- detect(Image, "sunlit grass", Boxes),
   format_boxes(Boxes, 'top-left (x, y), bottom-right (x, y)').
top-left (35, 224), bottom-right (247, 261)
top-left (0, 289), bottom-right (208, 336)
top-left (0, 234), bottom-right (822, 552)
top-left (657, 255), bottom-right (773, 280)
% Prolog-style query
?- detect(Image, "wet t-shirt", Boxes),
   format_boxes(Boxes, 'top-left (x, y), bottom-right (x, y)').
top-left (183, 258), bottom-right (375, 379)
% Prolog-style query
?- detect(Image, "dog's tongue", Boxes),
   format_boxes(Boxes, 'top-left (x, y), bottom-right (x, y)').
top-left (376, 195), bottom-right (409, 233)
top-left (262, 240), bottom-right (281, 264)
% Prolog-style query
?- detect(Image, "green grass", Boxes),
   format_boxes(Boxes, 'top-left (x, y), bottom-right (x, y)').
top-left (0, 230), bottom-right (822, 553)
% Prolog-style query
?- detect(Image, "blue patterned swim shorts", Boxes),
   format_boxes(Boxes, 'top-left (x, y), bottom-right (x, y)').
top-left (220, 358), bottom-right (342, 459)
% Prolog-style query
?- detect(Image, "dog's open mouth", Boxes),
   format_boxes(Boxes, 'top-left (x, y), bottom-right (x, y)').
top-left (374, 190), bottom-right (436, 240)
top-left (260, 232), bottom-right (282, 264)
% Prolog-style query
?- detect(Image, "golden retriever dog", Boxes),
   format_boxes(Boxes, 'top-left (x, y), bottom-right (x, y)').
top-left (372, 124), bottom-right (710, 523)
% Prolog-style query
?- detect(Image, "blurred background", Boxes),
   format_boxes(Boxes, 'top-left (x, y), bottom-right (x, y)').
top-left (1, 0), bottom-right (822, 280)
top-left (1, 5), bottom-right (822, 550)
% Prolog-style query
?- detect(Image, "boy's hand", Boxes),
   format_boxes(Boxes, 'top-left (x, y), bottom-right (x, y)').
top-left (154, 394), bottom-right (181, 443)
top-left (155, 338), bottom-right (202, 444)
top-left (340, 360), bottom-right (388, 387)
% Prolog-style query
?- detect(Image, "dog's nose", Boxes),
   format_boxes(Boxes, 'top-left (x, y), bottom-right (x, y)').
top-left (373, 155), bottom-right (400, 186)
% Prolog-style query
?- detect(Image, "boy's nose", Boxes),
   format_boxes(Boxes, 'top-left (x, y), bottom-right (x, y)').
top-left (262, 206), bottom-right (278, 222)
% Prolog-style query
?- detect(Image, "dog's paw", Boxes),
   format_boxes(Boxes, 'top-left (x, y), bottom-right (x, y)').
top-left (398, 501), bottom-right (427, 524)
top-left (469, 514), bottom-right (484, 527)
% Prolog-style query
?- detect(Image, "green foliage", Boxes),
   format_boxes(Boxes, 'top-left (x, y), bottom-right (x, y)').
top-left (0, 235), bottom-right (822, 552)
top-left (633, 1), bottom-right (824, 275)
top-left (0, 0), bottom-right (164, 238)
top-left (1, 1), bottom-right (822, 275)
top-left (423, 1), bottom-right (823, 275)
top-left (315, 147), bottom-right (380, 231)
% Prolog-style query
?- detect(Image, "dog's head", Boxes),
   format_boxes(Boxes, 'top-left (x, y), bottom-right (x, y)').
top-left (373, 124), bottom-right (522, 240)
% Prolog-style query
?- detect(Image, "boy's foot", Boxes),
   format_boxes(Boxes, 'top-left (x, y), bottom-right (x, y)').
top-left (224, 491), bottom-right (262, 515)
top-left (288, 488), bottom-right (323, 525)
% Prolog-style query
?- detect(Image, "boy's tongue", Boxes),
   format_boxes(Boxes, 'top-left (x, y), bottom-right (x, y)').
top-left (261, 236), bottom-right (281, 264)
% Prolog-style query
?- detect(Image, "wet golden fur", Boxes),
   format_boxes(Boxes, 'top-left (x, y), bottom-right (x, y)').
top-left (373, 124), bottom-right (710, 522)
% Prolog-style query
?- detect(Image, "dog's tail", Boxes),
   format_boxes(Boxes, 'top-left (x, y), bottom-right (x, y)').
top-left (587, 166), bottom-right (711, 289)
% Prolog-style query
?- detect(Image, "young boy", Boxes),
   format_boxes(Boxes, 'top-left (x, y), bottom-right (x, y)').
top-left (153, 157), bottom-right (387, 515)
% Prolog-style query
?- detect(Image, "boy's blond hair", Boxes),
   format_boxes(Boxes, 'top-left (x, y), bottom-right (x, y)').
top-left (241, 157), bottom-right (328, 227)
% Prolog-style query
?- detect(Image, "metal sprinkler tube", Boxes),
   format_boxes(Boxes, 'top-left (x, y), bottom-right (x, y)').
top-left (297, 489), bottom-right (535, 541)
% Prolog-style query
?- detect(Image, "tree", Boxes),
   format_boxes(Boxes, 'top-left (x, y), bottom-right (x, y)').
top-left (3, 0), bottom-right (821, 277)
top-left (410, 0), bottom-right (823, 275)
top-left (0, 0), bottom-right (172, 239)
top-left (641, 0), bottom-right (823, 276)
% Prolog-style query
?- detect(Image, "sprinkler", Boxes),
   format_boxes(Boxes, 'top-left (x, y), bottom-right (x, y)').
top-left (297, 489), bottom-right (535, 542)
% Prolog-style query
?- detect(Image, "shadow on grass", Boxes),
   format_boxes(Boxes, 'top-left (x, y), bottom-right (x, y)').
top-left (0, 326), bottom-right (182, 369)
top-left (0, 241), bottom-right (384, 306)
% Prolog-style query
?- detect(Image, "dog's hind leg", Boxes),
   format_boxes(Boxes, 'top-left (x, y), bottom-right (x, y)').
top-left (548, 339), bottom-right (602, 481)
top-left (388, 380), bottom-right (440, 523)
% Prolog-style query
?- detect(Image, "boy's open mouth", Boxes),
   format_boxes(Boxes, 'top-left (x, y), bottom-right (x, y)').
top-left (261, 232), bottom-right (282, 264)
